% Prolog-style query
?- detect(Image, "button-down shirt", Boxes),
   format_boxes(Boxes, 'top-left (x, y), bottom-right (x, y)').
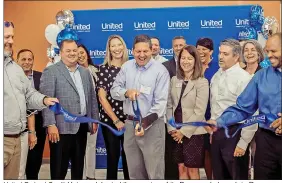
top-left (217, 66), bottom-right (281, 131)
top-left (110, 58), bottom-right (170, 119)
top-left (66, 65), bottom-right (86, 116)
top-left (210, 63), bottom-right (257, 150)
top-left (27, 70), bottom-right (35, 89)
top-left (4, 54), bottom-right (46, 134)
top-left (153, 54), bottom-right (168, 63)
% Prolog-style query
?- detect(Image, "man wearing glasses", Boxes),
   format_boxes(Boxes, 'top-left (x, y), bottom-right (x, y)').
top-left (3, 21), bottom-right (58, 179)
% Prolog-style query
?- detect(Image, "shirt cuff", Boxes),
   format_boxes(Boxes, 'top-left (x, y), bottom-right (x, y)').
top-left (118, 88), bottom-right (127, 101)
top-left (237, 138), bottom-right (248, 151)
top-left (216, 117), bottom-right (225, 128)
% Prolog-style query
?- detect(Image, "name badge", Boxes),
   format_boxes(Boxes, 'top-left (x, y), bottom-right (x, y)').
top-left (176, 83), bottom-right (182, 88)
top-left (140, 85), bottom-right (151, 95)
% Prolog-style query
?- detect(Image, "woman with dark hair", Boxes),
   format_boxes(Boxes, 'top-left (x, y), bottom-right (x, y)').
top-left (166, 45), bottom-right (209, 179)
top-left (196, 37), bottom-right (218, 180)
top-left (78, 44), bottom-right (98, 84)
top-left (77, 44), bottom-right (99, 180)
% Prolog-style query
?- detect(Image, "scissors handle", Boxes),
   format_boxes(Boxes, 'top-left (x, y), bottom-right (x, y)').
top-left (132, 98), bottom-right (142, 132)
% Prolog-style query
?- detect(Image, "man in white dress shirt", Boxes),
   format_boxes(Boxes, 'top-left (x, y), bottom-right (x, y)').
top-left (208, 39), bottom-right (257, 180)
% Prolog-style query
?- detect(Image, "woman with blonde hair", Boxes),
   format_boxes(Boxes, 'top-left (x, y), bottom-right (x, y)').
top-left (97, 35), bottom-right (129, 180)
top-left (166, 45), bottom-right (209, 180)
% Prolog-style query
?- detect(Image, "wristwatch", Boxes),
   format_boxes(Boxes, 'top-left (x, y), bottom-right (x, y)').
top-left (28, 130), bottom-right (36, 135)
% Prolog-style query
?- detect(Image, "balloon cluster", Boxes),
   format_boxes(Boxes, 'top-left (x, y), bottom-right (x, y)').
top-left (45, 10), bottom-right (78, 63)
top-left (237, 5), bottom-right (279, 41)
top-left (237, 5), bottom-right (279, 68)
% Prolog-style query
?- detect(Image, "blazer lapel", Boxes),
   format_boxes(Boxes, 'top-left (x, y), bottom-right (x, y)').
top-left (78, 67), bottom-right (89, 105)
top-left (33, 71), bottom-right (41, 91)
top-left (56, 61), bottom-right (79, 94)
top-left (175, 79), bottom-right (182, 102)
top-left (182, 80), bottom-right (195, 97)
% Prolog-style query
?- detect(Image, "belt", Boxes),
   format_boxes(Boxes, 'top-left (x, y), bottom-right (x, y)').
top-left (4, 131), bottom-right (25, 138)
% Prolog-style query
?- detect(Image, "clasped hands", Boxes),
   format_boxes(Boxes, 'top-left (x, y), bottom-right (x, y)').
top-left (169, 130), bottom-right (184, 144)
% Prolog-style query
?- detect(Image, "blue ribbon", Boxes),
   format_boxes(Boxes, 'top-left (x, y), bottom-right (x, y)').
top-left (132, 99), bottom-right (142, 132)
top-left (49, 103), bottom-right (125, 136)
top-left (168, 114), bottom-right (277, 138)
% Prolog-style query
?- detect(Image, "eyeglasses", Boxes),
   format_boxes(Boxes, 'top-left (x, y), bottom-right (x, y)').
top-left (4, 21), bottom-right (14, 28)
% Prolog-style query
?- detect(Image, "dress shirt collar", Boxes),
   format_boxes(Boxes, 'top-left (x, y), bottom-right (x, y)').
top-left (278, 67), bottom-right (281, 72)
top-left (219, 62), bottom-right (240, 75)
top-left (153, 54), bottom-right (160, 59)
top-left (174, 55), bottom-right (178, 63)
top-left (27, 70), bottom-right (34, 79)
top-left (4, 54), bottom-right (13, 66)
top-left (134, 58), bottom-right (153, 70)
top-left (65, 63), bottom-right (79, 72)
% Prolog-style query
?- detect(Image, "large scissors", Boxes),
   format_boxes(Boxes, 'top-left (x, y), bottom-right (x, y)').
top-left (132, 98), bottom-right (142, 132)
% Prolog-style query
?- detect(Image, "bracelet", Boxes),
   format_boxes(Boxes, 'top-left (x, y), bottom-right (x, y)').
top-left (28, 130), bottom-right (36, 135)
top-left (113, 119), bottom-right (121, 125)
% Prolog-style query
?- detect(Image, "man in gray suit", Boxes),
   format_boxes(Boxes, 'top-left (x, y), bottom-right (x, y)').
top-left (40, 39), bottom-right (99, 180)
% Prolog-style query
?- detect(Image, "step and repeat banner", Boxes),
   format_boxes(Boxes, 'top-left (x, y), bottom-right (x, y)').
top-left (72, 5), bottom-right (252, 169)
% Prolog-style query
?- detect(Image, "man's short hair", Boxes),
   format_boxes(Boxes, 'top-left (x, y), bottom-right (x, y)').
top-left (196, 37), bottom-right (214, 51)
top-left (220, 38), bottom-right (241, 57)
top-left (133, 34), bottom-right (152, 49)
top-left (151, 36), bottom-right (160, 42)
top-left (172, 36), bottom-right (186, 42)
top-left (17, 49), bottom-right (34, 60)
top-left (60, 39), bottom-right (77, 51)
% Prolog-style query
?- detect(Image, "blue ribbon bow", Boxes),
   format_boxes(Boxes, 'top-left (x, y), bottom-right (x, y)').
top-left (132, 99), bottom-right (142, 132)
top-left (168, 114), bottom-right (277, 138)
top-left (49, 103), bottom-right (125, 136)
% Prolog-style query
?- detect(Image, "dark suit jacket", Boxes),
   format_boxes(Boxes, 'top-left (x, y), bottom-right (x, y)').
top-left (33, 70), bottom-right (44, 130)
top-left (163, 57), bottom-right (177, 78)
top-left (40, 61), bottom-right (99, 134)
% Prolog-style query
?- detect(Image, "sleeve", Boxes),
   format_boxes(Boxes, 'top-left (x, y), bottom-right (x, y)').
top-left (16, 63), bottom-right (46, 110)
top-left (180, 78), bottom-right (209, 138)
top-left (216, 74), bottom-right (258, 128)
top-left (237, 124), bottom-right (258, 150)
top-left (90, 72), bottom-right (100, 123)
top-left (23, 70), bottom-right (46, 110)
top-left (110, 65), bottom-right (127, 101)
top-left (166, 77), bottom-right (176, 132)
top-left (39, 67), bottom-right (57, 127)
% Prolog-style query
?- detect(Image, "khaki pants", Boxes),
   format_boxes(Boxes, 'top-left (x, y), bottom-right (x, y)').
top-left (19, 132), bottom-right (29, 179)
top-left (4, 136), bottom-right (21, 179)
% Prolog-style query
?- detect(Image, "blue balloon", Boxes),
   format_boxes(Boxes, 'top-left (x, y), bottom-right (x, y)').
top-left (249, 5), bottom-right (264, 32)
top-left (260, 56), bottom-right (271, 68)
top-left (237, 26), bottom-right (258, 40)
top-left (56, 24), bottom-right (79, 48)
top-left (54, 48), bottom-right (60, 54)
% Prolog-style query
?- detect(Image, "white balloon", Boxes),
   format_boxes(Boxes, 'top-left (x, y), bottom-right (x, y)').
top-left (45, 24), bottom-right (61, 46)
top-left (257, 32), bottom-right (267, 48)
top-left (54, 55), bottom-right (61, 63)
